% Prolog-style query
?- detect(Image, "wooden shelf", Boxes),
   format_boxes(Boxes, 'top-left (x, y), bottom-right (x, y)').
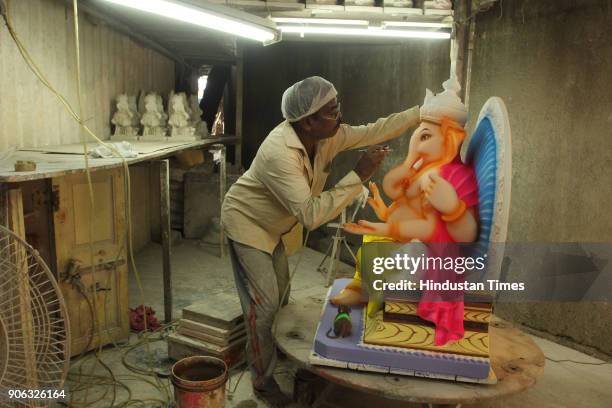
top-left (0, 137), bottom-right (238, 183)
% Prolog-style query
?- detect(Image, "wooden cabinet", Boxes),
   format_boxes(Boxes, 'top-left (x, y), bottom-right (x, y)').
top-left (1, 140), bottom-right (235, 358)
top-left (51, 168), bottom-right (129, 356)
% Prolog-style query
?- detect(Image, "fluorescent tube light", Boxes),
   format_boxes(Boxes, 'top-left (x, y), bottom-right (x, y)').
top-left (278, 26), bottom-right (451, 39)
top-left (272, 18), bottom-right (369, 26)
top-left (100, 0), bottom-right (279, 43)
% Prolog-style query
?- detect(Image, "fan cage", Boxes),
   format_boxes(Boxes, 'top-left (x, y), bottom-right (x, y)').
top-left (0, 225), bottom-right (70, 406)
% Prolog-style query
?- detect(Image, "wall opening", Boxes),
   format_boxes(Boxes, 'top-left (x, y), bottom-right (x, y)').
top-left (197, 75), bottom-right (208, 103)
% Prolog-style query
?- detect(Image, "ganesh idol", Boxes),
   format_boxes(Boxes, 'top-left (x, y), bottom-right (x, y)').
top-left (332, 76), bottom-right (479, 346)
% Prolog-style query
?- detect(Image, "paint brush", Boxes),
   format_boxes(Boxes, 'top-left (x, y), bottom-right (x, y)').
top-left (358, 145), bottom-right (393, 152)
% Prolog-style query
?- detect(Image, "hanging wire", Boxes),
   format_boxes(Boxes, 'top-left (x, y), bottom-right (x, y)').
top-left (1, 0), bottom-right (174, 405)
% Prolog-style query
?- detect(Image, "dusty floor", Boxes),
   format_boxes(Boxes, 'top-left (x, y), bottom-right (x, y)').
top-left (64, 239), bottom-right (612, 407)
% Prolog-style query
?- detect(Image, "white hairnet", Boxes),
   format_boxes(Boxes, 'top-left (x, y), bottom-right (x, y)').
top-left (281, 76), bottom-right (338, 122)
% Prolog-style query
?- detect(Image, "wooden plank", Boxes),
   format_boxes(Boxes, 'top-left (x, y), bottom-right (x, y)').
top-left (167, 332), bottom-right (245, 356)
top-left (452, 0), bottom-right (474, 105)
top-left (0, 184), bottom-right (7, 226)
top-left (0, 0), bottom-right (178, 152)
top-left (129, 165), bottom-right (151, 252)
top-left (182, 295), bottom-right (244, 330)
top-left (7, 188), bottom-right (39, 391)
top-left (4, 0), bottom-right (23, 150)
top-left (218, 145), bottom-right (227, 257)
top-left (149, 164), bottom-right (161, 243)
top-left (100, 25), bottom-right (111, 142)
top-left (64, 0), bottom-right (80, 146)
top-left (167, 332), bottom-right (246, 369)
top-left (20, 141), bottom-right (200, 154)
top-left (57, 1), bottom-right (71, 145)
top-left (16, 179), bottom-right (56, 272)
top-left (0, 4), bottom-right (8, 148)
top-left (159, 160), bottom-right (172, 323)
top-left (52, 168), bottom-right (129, 356)
top-left (92, 15), bottom-right (105, 141)
top-left (39, 0), bottom-right (54, 147)
top-left (179, 319), bottom-right (246, 341)
top-left (235, 45), bottom-right (244, 169)
top-left (0, 137), bottom-right (239, 183)
top-left (176, 326), bottom-right (246, 347)
top-left (207, 0), bottom-right (305, 10)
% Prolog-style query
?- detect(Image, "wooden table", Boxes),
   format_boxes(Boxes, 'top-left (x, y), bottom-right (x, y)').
top-left (0, 138), bottom-right (237, 182)
top-left (273, 291), bottom-right (545, 407)
top-left (0, 137), bottom-right (236, 354)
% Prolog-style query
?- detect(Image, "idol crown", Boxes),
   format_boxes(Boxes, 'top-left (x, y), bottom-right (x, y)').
top-left (421, 76), bottom-right (468, 127)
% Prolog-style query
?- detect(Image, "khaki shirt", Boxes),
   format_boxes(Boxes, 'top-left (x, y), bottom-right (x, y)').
top-left (221, 106), bottom-right (421, 254)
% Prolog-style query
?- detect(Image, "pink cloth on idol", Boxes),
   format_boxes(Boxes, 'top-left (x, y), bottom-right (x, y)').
top-left (416, 158), bottom-right (478, 346)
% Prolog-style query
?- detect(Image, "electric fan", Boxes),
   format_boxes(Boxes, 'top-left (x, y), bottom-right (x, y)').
top-left (0, 224), bottom-right (70, 405)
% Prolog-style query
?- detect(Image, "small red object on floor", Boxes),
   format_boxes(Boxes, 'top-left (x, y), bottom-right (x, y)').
top-left (129, 305), bottom-right (162, 332)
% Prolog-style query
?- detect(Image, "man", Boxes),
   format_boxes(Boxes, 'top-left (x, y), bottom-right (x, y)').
top-left (221, 76), bottom-right (420, 406)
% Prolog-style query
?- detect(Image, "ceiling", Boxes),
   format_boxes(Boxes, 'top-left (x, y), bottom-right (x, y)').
top-left (82, 0), bottom-right (453, 68)
top-left (83, 0), bottom-right (239, 67)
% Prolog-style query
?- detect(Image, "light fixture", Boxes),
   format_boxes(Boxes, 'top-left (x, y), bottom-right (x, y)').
top-left (99, 0), bottom-right (280, 44)
top-left (278, 25), bottom-right (451, 39)
top-left (272, 18), bottom-right (369, 26)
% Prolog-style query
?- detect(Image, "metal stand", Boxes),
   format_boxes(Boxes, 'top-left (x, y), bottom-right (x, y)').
top-left (210, 144), bottom-right (227, 258)
top-left (159, 160), bottom-right (172, 323)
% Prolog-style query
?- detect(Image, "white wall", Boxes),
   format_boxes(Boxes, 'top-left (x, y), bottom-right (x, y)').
top-left (0, 0), bottom-right (175, 150)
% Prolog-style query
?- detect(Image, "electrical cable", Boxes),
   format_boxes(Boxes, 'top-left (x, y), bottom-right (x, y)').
top-left (1, 1), bottom-right (170, 405)
top-left (545, 356), bottom-right (610, 366)
top-left (66, 322), bottom-right (177, 407)
top-left (226, 367), bottom-right (247, 399)
top-left (2, 1), bottom-right (367, 404)
top-left (69, 2), bottom-right (115, 404)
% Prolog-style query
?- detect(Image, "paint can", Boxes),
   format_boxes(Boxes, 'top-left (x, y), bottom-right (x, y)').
top-left (171, 356), bottom-right (228, 408)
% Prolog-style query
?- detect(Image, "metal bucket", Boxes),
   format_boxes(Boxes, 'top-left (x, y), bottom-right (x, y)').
top-left (171, 356), bottom-right (228, 408)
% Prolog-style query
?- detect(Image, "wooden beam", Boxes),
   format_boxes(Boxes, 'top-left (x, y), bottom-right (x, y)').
top-left (0, 183), bottom-right (7, 227)
top-left (463, 12), bottom-right (476, 111)
top-left (235, 44), bottom-right (244, 169)
top-left (7, 188), bottom-right (39, 394)
top-left (159, 160), bottom-right (173, 323)
top-left (217, 146), bottom-right (227, 258)
top-left (453, 0), bottom-right (476, 108)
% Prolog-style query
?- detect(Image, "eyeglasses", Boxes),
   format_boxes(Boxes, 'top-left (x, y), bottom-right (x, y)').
top-left (318, 102), bottom-right (341, 121)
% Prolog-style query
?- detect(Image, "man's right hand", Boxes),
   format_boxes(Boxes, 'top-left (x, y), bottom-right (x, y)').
top-left (354, 145), bottom-right (390, 182)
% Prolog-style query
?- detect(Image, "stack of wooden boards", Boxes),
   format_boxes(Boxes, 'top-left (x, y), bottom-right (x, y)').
top-left (168, 294), bottom-right (246, 369)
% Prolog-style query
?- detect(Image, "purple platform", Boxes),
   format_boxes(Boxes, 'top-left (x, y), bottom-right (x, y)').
top-left (312, 279), bottom-right (491, 380)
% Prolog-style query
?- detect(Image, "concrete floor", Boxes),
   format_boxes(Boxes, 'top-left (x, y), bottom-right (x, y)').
top-left (65, 239), bottom-right (612, 407)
